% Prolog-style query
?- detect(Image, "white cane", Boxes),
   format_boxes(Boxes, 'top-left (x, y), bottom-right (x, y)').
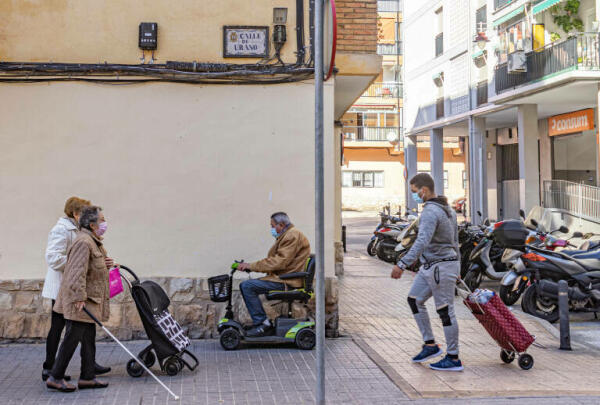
top-left (83, 307), bottom-right (180, 401)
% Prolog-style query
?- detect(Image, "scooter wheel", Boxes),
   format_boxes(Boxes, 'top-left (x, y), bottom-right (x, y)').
top-left (463, 270), bottom-right (482, 291)
top-left (518, 354), bottom-right (534, 370)
top-left (126, 359), bottom-right (144, 378)
top-left (367, 240), bottom-right (377, 256)
top-left (295, 328), bottom-right (316, 350)
top-left (500, 350), bottom-right (515, 364)
top-left (164, 358), bottom-right (181, 376)
top-left (220, 328), bottom-right (241, 351)
top-left (142, 351), bottom-right (156, 368)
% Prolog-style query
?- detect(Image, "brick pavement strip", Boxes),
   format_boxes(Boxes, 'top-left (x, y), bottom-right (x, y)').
top-left (339, 244), bottom-right (600, 400)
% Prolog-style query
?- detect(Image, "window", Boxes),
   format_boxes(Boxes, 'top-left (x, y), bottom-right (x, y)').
top-left (342, 171), bottom-right (352, 187)
top-left (342, 171), bottom-right (384, 188)
top-left (497, 19), bottom-right (532, 63)
top-left (435, 8), bottom-right (443, 57)
top-left (444, 170), bottom-right (449, 189)
top-left (462, 170), bottom-right (467, 189)
top-left (475, 5), bottom-right (487, 33)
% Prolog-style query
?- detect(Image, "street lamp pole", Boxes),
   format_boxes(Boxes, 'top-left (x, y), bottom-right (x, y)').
top-left (314, 0), bottom-right (326, 404)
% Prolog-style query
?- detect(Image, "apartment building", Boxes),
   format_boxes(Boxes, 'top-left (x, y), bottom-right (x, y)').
top-left (404, 0), bottom-right (600, 227)
top-left (341, 0), bottom-right (467, 212)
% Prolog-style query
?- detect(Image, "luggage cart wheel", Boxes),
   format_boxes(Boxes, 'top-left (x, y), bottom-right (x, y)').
top-left (126, 359), bottom-right (145, 378)
top-left (518, 354), bottom-right (534, 370)
top-left (164, 358), bottom-right (180, 376)
top-left (500, 350), bottom-right (515, 364)
top-left (142, 351), bottom-right (156, 368)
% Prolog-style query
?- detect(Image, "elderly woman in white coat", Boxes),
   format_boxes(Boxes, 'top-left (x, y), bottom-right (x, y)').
top-left (41, 197), bottom-right (112, 381)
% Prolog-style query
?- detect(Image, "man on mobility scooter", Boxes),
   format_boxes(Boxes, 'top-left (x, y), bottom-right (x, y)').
top-left (236, 212), bottom-right (311, 337)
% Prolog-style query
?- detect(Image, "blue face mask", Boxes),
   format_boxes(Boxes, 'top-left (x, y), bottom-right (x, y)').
top-left (270, 227), bottom-right (279, 238)
top-left (411, 191), bottom-right (424, 204)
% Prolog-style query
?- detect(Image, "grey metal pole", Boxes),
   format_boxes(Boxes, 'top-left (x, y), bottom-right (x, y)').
top-left (314, 0), bottom-right (326, 403)
top-left (558, 280), bottom-right (572, 351)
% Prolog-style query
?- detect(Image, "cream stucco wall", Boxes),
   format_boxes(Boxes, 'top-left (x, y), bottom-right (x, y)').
top-left (0, 80), bottom-right (336, 279)
top-left (0, 0), bottom-right (308, 64)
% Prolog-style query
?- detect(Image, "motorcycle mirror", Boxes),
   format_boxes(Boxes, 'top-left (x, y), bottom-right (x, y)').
top-left (558, 226), bottom-right (569, 234)
top-left (572, 231), bottom-right (583, 238)
top-left (519, 209), bottom-right (526, 219)
top-left (477, 211), bottom-right (482, 217)
top-left (531, 219), bottom-right (538, 228)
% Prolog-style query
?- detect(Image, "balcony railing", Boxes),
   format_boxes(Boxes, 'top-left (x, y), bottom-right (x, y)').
top-left (343, 127), bottom-right (403, 142)
top-left (495, 33), bottom-right (600, 94)
top-left (476, 81), bottom-right (488, 106)
top-left (543, 180), bottom-right (600, 223)
top-left (435, 98), bottom-right (444, 119)
top-left (494, 0), bottom-right (513, 10)
top-left (377, 0), bottom-right (402, 12)
top-left (435, 33), bottom-right (443, 57)
top-left (377, 41), bottom-right (402, 55)
top-left (361, 82), bottom-right (402, 98)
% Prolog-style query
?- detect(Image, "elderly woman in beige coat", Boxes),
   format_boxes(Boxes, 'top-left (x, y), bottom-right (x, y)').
top-left (46, 206), bottom-right (113, 392)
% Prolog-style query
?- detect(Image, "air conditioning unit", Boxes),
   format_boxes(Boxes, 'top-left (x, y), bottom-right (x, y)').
top-left (507, 51), bottom-right (527, 73)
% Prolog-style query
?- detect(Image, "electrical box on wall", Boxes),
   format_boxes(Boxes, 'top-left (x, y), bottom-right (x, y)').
top-left (139, 22), bottom-right (158, 50)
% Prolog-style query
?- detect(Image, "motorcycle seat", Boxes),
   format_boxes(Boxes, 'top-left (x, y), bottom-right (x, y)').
top-left (560, 249), bottom-right (600, 271)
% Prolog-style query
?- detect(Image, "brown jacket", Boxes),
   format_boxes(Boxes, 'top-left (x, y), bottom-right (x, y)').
top-left (249, 225), bottom-right (311, 288)
top-left (54, 229), bottom-right (110, 324)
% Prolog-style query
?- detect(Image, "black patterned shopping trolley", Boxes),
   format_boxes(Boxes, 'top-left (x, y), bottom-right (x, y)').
top-left (116, 266), bottom-right (198, 377)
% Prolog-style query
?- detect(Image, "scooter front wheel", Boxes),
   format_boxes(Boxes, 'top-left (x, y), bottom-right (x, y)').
top-left (499, 284), bottom-right (522, 306)
top-left (463, 269), bottom-right (483, 291)
top-left (220, 328), bottom-right (242, 350)
top-left (367, 240), bottom-right (377, 256)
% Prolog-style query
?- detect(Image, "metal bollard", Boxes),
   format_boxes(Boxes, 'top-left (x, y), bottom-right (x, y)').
top-left (558, 280), bottom-right (571, 351)
top-left (342, 225), bottom-right (347, 253)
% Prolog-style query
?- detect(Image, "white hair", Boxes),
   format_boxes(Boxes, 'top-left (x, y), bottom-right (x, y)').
top-left (271, 212), bottom-right (291, 226)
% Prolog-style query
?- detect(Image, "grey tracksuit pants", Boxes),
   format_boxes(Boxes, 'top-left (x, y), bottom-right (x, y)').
top-left (407, 260), bottom-right (460, 355)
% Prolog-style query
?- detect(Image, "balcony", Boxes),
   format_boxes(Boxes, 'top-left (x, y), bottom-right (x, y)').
top-left (361, 82), bottom-right (402, 98)
top-left (435, 98), bottom-right (444, 119)
top-left (495, 33), bottom-right (600, 94)
top-left (435, 33), bottom-right (443, 57)
top-left (377, 41), bottom-right (402, 55)
top-left (377, 0), bottom-right (402, 13)
top-left (343, 127), bottom-right (403, 143)
top-left (494, 0), bottom-right (513, 10)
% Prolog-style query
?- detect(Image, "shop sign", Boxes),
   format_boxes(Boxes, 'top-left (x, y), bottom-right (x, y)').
top-left (223, 26), bottom-right (269, 58)
top-left (548, 109), bottom-right (595, 136)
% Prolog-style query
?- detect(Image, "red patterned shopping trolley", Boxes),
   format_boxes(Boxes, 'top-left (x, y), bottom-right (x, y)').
top-left (462, 285), bottom-right (535, 370)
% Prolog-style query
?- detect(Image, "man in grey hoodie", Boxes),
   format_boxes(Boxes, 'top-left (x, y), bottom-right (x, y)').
top-left (391, 173), bottom-right (462, 371)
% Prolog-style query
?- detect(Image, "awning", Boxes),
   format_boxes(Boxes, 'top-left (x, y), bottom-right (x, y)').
top-left (533, 0), bottom-right (564, 15)
top-left (472, 49), bottom-right (485, 59)
top-left (493, 5), bottom-right (525, 27)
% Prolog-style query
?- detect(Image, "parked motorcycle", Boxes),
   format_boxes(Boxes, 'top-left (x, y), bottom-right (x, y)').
top-left (458, 220), bottom-right (488, 279)
top-left (498, 219), bottom-right (573, 306)
top-left (367, 210), bottom-right (404, 256)
top-left (393, 216), bottom-right (421, 271)
top-left (520, 245), bottom-right (600, 323)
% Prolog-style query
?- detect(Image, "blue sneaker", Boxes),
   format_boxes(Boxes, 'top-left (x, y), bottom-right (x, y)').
top-left (429, 355), bottom-right (464, 371)
top-left (411, 344), bottom-right (443, 363)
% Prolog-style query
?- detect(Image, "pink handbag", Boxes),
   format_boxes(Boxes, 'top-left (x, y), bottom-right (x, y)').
top-left (109, 267), bottom-right (124, 298)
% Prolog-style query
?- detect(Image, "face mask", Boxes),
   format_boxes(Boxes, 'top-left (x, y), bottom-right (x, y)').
top-left (96, 221), bottom-right (108, 236)
top-left (411, 191), bottom-right (424, 204)
top-left (270, 227), bottom-right (279, 238)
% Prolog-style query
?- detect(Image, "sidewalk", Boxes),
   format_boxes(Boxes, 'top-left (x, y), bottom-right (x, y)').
top-left (339, 217), bottom-right (600, 401)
